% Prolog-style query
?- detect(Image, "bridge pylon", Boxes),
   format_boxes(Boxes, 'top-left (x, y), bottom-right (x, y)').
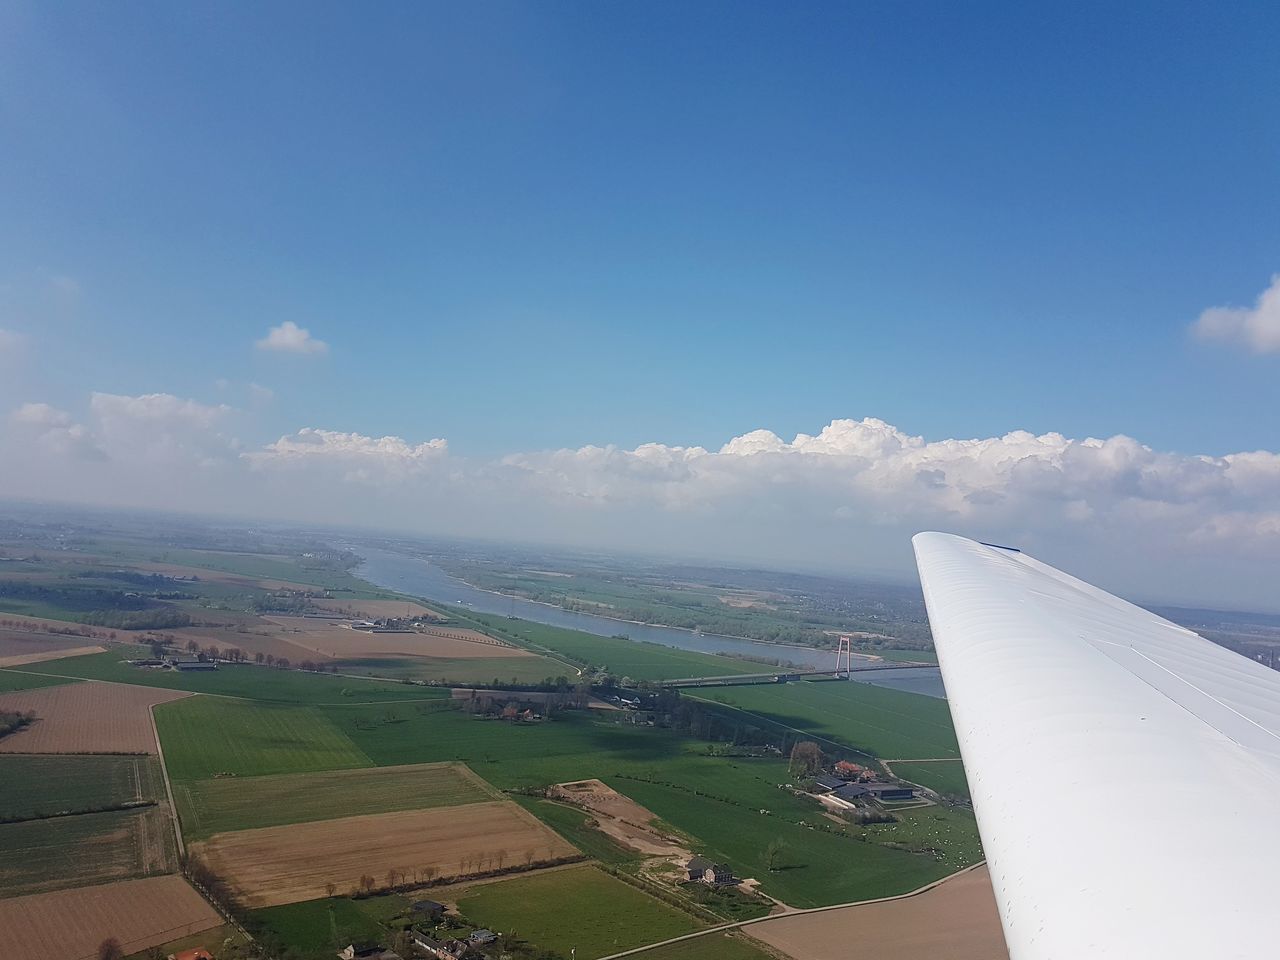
top-left (835, 634), bottom-right (853, 677)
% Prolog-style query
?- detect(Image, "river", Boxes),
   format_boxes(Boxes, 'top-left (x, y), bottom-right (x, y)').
top-left (353, 545), bottom-right (946, 699)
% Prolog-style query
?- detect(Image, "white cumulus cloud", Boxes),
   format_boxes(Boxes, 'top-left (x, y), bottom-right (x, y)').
top-left (255, 321), bottom-right (329, 355)
top-left (1192, 275), bottom-right (1280, 353)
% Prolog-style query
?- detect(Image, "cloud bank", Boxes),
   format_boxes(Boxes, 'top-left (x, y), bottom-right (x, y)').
top-left (1193, 275), bottom-right (1280, 354)
top-left (255, 321), bottom-right (328, 355)
top-left (4, 399), bottom-right (1280, 610)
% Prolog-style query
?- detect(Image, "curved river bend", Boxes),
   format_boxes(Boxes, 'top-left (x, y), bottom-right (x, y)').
top-left (355, 546), bottom-right (945, 699)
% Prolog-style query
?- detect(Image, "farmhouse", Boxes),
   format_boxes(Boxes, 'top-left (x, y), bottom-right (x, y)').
top-left (468, 929), bottom-right (497, 945)
top-left (812, 774), bottom-right (845, 793)
top-left (172, 659), bottom-right (218, 671)
top-left (686, 856), bottom-right (736, 885)
top-left (413, 934), bottom-right (471, 959)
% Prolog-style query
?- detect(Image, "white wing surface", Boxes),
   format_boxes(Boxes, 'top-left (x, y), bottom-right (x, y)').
top-left (913, 532), bottom-right (1280, 960)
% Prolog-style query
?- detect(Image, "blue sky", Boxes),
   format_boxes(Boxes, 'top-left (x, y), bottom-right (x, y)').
top-left (3, 0), bottom-right (1277, 455)
top-left (3, 2), bottom-right (1280, 606)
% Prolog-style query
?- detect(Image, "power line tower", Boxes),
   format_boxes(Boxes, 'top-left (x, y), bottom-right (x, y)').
top-left (834, 634), bottom-right (853, 677)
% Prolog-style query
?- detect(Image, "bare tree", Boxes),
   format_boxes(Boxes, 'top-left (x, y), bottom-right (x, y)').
top-left (255, 651), bottom-right (265, 664)
top-left (496, 848), bottom-right (507, 869)
top-left (97, 938), bottom-right (124, 960)
top-left (424, 865), bottom-right (438, 883)
top-left (765, 838), bottom-right (787, 872)
top-left (524, 849), bottom-right (534, 867)
top-left (325, 881), bottom-right (336, 897)
top-left (788, 741), bottom-right (823, 777)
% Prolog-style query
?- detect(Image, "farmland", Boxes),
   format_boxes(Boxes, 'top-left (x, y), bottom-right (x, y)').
top-left (193, 801), bottom-right (578, 907)
top-left (0, 806), bottom-right (177, 897)
top-left (461, 611), bottom-right (763, 681)
top-left (4, 648), bottom-right (454, 703)
top-left (0, 670), bottom-right (78, 693)
top-left (174, 761), bottom-right (495, 840)
top-left (889, 759), bottom-right (971, 799)
top-left (250, 895), bottom-right (404, 958)
top-left (156, 696), bottom-right (371, 781)
top-left (0, 681), bottom-right (190, 754)
top-left (456, 864), bottom-right (704, 959)
top-left (630, 933), bottom-right (777, 960)
top-left (0, 874), bottom-right (222, 960)
top-left (0, 755), bottom-right (163, 821)
top-left (744, 864), bottom-right (1007, 960)
top-left (690, 679), bottom-right (961, 759)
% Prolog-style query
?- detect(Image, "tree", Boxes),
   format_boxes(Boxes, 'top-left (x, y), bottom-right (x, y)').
top-left (325, 881), bottom-right (336, 897)
top-left (789, 741), bottom-right (823, 777)
top-left (359, 873), bottom-right (375, 893)
top-left (97, 938), bottom-right (124, 960)
top-left (765, 838), bottom-right (787, 872)
top-left (423, 865), bottom-right (438, 883)
top-left (186, 639), bottom-right (199, 654)
top-left (255, 651), bottom-right (265, 664)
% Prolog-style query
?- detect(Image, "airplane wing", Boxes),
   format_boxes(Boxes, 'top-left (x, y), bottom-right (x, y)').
top-left (912, 532), bottom-right (1280, 960)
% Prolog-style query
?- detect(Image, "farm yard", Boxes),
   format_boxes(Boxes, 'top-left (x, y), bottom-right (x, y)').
top-left (0, 875), bottom-right (223, 960)
top-left (455, 864), bottom-right (704, 959)
top-left (0, 805), bottom-right (177, 896)
top-left (0, 681), bottom-right (190, 754)
top-left (192, 801), bottom-right (578, 907)
top-left (173, 761), bottom-right (496, 840)
top-left (0, 755), bottom-right (164, 821)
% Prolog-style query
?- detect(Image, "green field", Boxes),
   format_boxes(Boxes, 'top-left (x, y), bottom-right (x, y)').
top-left (628, 932), bottom-right (776, 960)
top-left (0, 670), bottom-right (80, 693)
top-left (333, 652), bottom-right (571, 686)
top-left (457, 864), bottom-right (704, 959)
top-left (888, 759), bottom-right (970, 799)
top-left (174, 761), bottom-right (494, 840)
top-left (0, 755), bottom-right (163, 822)
top-left (316, 705), bottom-right (980, 908)
top-left (250, 895), bottom-right (407, 959)
top-left (691, 679), bottom-right (961, 760)
top-left (611, 774), bottom-right (970, 908)
top-left (861, 804), bottom-right (983, 865)
top-left (156, 696), bottom-right (372, 781)
top-left (0, 806), bottom-right (175, 897)
top-left (461, 612), bottom-right (763, 681)
top-left (512, 795), bottom-right (642, 865)
top-left (6, 649), bottom-right (451, 703)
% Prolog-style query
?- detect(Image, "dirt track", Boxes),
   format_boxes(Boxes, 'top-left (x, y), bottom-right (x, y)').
top-left (0, 682), bottom-right (191, 754)
top-left (192, 800), bottom-right (577, 907)
top-left (550, 779), bottom-right (691, 858)
top-left (744, 865), bottom-right (1008, 960)
top-left (0, 874), bottom-right (221, 960)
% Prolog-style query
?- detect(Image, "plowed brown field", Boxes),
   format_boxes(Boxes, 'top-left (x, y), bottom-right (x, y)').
top-left (745, 865), bottom-right (1008, 960)
top-left (0, 874), bottom-right (221, 960)
top-left (263, 616), bottom-right (530, 660)
top-left (0, 682), bottom-right (191, 754)
top-left (193, 801), bottom-right (577, 907)
top-left (0, 640), bottom-right (106, 666)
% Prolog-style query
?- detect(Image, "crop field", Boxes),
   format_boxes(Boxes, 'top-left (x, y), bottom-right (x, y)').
top-left (156, 696), bottom-right (371, 781)
top-left (629, 933), bottom-right (777, 960)
top-left (463, 612), bottom-right (762, 681)
top-left (312, 597), bottom-right (443, 620)
top-left (174, 761), bottom-right (495, 840)
top-left (0, 670), bottom-right (79, 693)
top-left (0, 755), bottom-right (163, 821)
top-left (690, 679), bottom-right (961, 759)
top-left (250, 895), bottom-right (404, 959)
top-left (745, 864), bottom-right (1007, 960)
top-left (0, 629), bottom-right (107, 666)
top-left (5, 648), bottom-right (453, 703)
top-left (457, 864), bottom-right (704, 959)
top-left (0, 874), bottom-right (223, 960)
top-left (0, 681), bottom-right (190, 754)
top-left (888, 759), bottom-right (970, 799)
top-left (193, 801), bottom-right (578, 907)
top-left (0, 806), bottom-right (177, 897)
